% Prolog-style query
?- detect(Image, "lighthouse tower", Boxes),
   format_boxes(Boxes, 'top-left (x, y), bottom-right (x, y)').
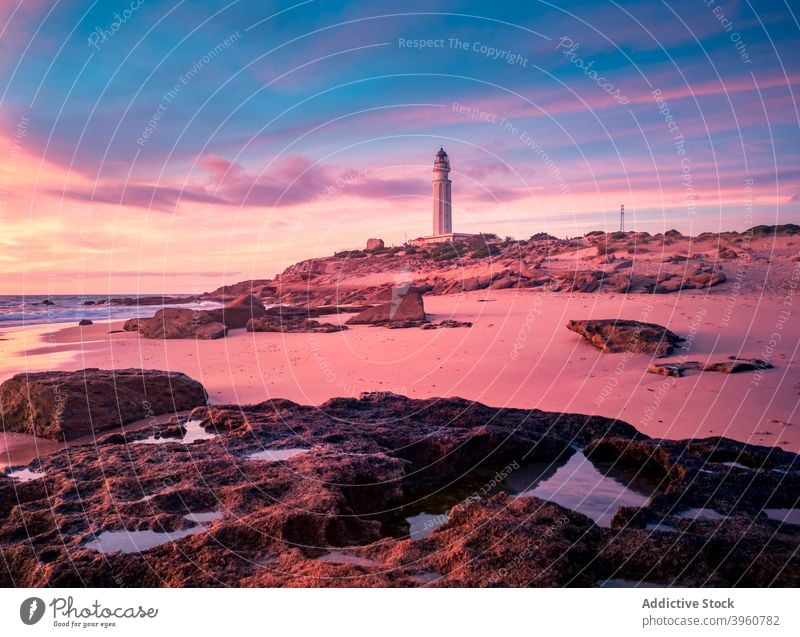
top-left (411, 147), bottom-right (476, 245)
top-left (432, 147), bottom-right (452, 235)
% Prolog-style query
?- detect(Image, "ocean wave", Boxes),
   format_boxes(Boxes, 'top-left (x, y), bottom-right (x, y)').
top-left (0, 295), bottom-right (223, 328)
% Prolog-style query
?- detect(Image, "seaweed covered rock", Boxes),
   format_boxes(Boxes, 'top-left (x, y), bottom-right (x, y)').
top-left (567, 319), bottom-right (684, 357)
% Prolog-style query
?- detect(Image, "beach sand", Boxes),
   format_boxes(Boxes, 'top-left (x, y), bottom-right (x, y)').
top-left (2, 287), bottom-right (797, 465)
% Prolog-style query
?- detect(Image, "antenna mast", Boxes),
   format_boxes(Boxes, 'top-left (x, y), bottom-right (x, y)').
top-left (620, 204), bottom-right (625, 232)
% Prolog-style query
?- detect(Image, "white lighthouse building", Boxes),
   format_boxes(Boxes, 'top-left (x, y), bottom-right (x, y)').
top-left (432, 147), bottom-right (452, 234)
top-left (412, 147), bottom-right (476, 245)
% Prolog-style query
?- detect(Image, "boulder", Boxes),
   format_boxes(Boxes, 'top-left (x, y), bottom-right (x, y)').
top-left (366, 238), bottom-right (385, 251)
top-left (457, 276), bottom-right (492, 293)
top-left (246, 317), bottom-right (346, 333)
top-left (366, 285), bottom-right (421, 302)
top-left (662, 255), bottom-right (688, 263)
top-left (607, 273), bottom-right (657, 294)
top-left (225, 292), bottom-right (266, 311)
top-left (346, 291), bottom-right (427, 326)
top-left (506, 262), bottom-right (539, 279)
top-left (385, 319), bottom-right (428, 329)
top-left (703, 357), bottom-right (772, 374)
top-left (0, 368), bottom-right (207, 440)
top-left (654, 277), bottom-right (685, 294)
top-left (654, 272), bottom-right (721, 292)
top-left (137, 308), bottom-right (227, 340)
top-left (554, 270), bottom-right (604, 293)
top-left (683, 271), bottom-right (726, 289)
top-left (489, 276), bottom-right (516, 290)
top-left (647, 362), bottom-right (690, 377)
top-left (421, 320), bottom-right (472, 329)
top-left (648, 357), bottom-right (772, 377)
top-left (205, 293), bottom-right (267, 329)
top-left (123, 318), bottom-right (140, 332)
top-left (78, 319), bottom-right (93, 326)
top-left (567, 319), bottom-right (684, 357)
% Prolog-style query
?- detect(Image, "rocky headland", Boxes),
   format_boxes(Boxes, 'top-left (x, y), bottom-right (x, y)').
top-left (194, 225), bottom-right (799, 307)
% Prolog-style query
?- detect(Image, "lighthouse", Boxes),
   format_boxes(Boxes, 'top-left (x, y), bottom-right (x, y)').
top-left (411, 147), bottom-right (477, 245)
top-left (432, 147), bottom-right (452, 235)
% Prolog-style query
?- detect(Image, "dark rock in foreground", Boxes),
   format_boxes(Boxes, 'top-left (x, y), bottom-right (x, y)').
top-left (0, 368), bottom-right (207, 440)
top-left (346, 291), bottom-right (427, 327)
top-left (567, 319), bottom-right (684, 357)
top-left (0, 392), bottom-right (796, 587)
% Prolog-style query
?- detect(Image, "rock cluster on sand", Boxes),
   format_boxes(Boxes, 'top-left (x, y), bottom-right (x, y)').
top-left (128, 293), bottom-right (268, 339)
top-left (421, 320), bottom-right (472, 330)
top-left (246, 317), bottom-right (346, 333)
top-left (567, 319), bottom-right (684, 357)
top-left (129, 295), bottom-right (364, 339)
top-left (648, 357), bottom-right (773, 377)
top-left (224, 225), bottom-right (800, 308)
top-left (0, 368), bottom-right (207, 440)
top-left (0, 392), bottom-right (796, 587)
top-left (205, 293), bottom-right (267, 329)
top-left (132, 308), bottom-right (228, 340)
top-left (346, 291), bottom-right (427, 327)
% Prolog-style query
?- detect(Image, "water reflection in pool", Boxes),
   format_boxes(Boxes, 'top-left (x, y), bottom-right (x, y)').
top-left (412, 570), bottom-right (443, 585)
top-left (406, 512), bottom-right (449, 540)
top-left (678, 507), bottom-right (727, 521)
top-left (5, 467), bottom-right (46, 482)
top-left (134, 419), bottom-right (218, 445)
top-left (85, 511), bottom-right (222, 553)
top-left (719, 461), bottom-right (752, 470)
top-left (315, 551), bottom-right (382, 567)
top-left (508, 450), bottom-right (664, 528)
top-left (390, 449), bottom-right (665, 538)
top-left (645, 522), bottom-right (680, 533)
top-left (388, 467), bottom-right (510, 540)
top-left (248, 448), bottom-right (310, 462)
top-left (763, 508), bottom-right (800, 525)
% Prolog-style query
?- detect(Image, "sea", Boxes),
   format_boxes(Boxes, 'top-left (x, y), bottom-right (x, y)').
top-left (0, 295), bottom-right (223, 329)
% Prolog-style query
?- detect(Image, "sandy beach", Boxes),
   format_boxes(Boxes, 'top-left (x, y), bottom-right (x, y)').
top-left (4, 0), bottom-right (800, 601)
top-left (3, 286), bottom-right (797, 463)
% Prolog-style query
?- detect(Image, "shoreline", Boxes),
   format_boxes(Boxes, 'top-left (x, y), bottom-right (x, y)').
top-left (1, 288), bottom-right (797, 458)
top-left (0, 295), bottom-right (222, 331)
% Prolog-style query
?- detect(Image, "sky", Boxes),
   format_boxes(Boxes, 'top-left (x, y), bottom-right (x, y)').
top-left (0, 0), bottom-right (798, 294)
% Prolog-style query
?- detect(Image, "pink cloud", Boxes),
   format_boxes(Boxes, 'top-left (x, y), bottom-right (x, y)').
top-left (53, 154), bottom-right (429, 212)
